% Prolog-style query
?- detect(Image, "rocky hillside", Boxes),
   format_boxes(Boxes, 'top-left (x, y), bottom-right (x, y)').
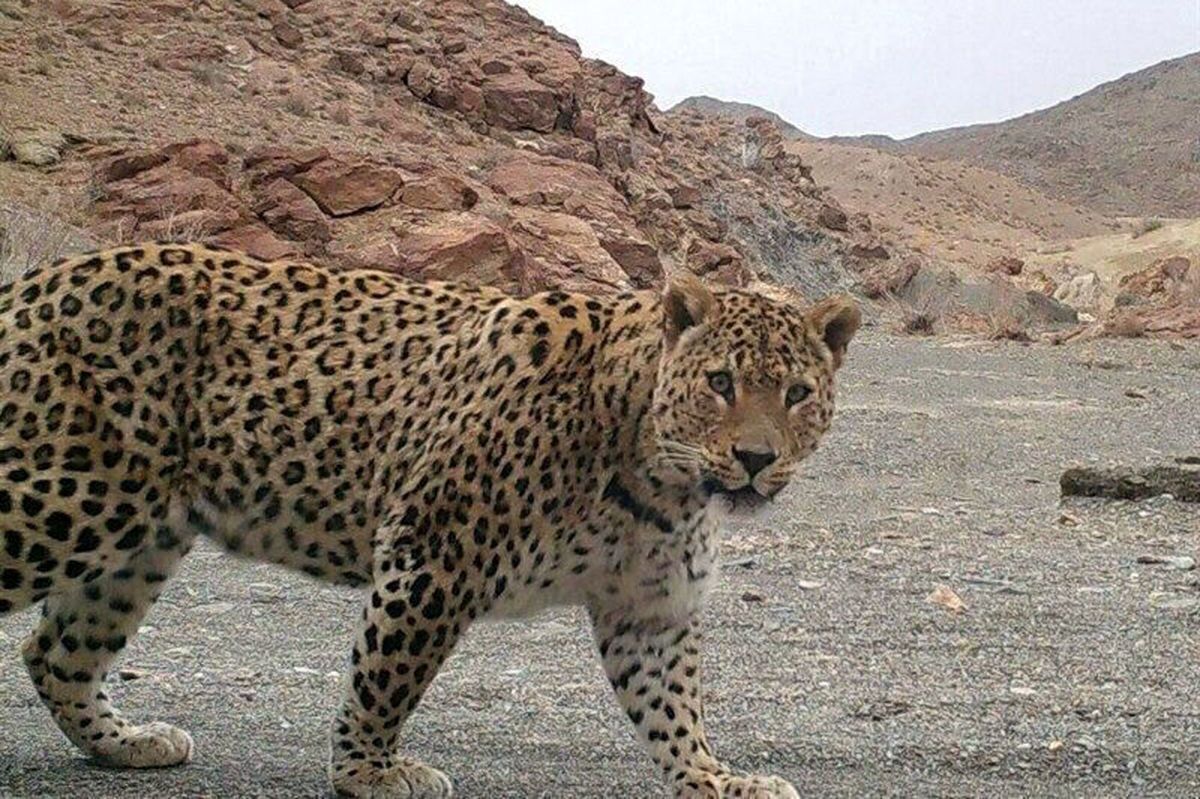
top-left (670, 96), bottom-right (810, 140)
top-left (670, 95), bottom-right (1118, 283)
top-left (0, 0), bottom-right (894, 301)
top-left (847, 53), bottom-right (1200, 218)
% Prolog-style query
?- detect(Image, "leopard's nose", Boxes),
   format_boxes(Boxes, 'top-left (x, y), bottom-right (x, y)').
top-left (732, 447), bottom-right (777, 478)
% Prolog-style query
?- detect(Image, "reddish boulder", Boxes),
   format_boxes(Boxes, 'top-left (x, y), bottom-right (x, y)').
top-left (399, 173), bottom-right (480, 211)
top-left (859, 258), bottom-right (921, 299)
top-left (253, 178), bottom-right (331, 244)
top-left (405, 59), bottom-right (447, 102)
top-left (243, 144), bottom-right (329, 186)
top-left (292, 158), bottom-right (403, 216)
top-left (214, 223), bottom-right (300, 261)
top-left (686, 239), bottom-right (740, 276)
top-left (668, 184), bottom-right (702, 209)
top-left (708, 260), bottom-right (755, 287)
top-left (333, 213), bottom-right (525, 292)
top-left (96, 149), bottom-right (169, 184)
top-left (273, 19), bottom-right (303, 48)
top-left (595, 130), bottom-right (634, 170)
top-left (987, 255), bottom-right (1025, 276)
top-left (394, 217), bottom-right (516, 283)
top-left (488, 153), bottom-right (624, 211)
top-left (480, 59), bottom-right (511, 75)
top-left (1119, 256), bottom-right (1193, 300)
top-left (97, 165), bottom-right (249, 229)
top-left (850, 242), bottom-right (890, 260)
top-left (506, 209), bottom-right (634, 295)
top-left (451, 81), bottom-right (484, 115)
top-left (597, 233), bottom-right (663, 288)
top-left (817, 203), bottom-right (849, 232)
top-left (329, 49), bottom-right (365, 76)
top-left (161, 139), bottom-right (231, 186)
top-left (1136, 304), bottom-right (1200, 338)
top-left (1091, 256), bottom-right (1200, 339)
top-left (482, 71), bottom-right (560, 133)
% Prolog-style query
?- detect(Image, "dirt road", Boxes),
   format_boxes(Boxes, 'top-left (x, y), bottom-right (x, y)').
top-left (2, 332), bottom-right (1198, 798)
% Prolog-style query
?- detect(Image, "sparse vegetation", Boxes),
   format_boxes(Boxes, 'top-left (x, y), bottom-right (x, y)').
top-left (109, 207), bottom-right (216, 246)
top-left (189, 62), bottom-right (223, 88)
top-left (900, 308), bottom-right (938, 335)
top-left (0, 204), bottom-right (92, 285)
top-left (148, 210), bottom-right (216, 244)
top-left (1132, 217), bottom-right (1164, 239)
top-left (986, 311), bottom-right (1034, 342)
top-left (882, 290), bottom-right (945, 336)
top-left (30, 53), bottom-right (54, 76)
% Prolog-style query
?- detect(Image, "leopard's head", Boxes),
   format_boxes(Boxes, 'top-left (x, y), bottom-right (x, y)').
top-left (651, 275), bottom-right (860, 512)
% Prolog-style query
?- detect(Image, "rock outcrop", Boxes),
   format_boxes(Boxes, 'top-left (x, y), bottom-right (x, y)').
top-left (0, 0), bottom-right (893, 300)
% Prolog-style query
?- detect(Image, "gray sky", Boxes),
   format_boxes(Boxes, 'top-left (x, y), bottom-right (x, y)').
top-left (516, 0), bottom-right (1200, 138)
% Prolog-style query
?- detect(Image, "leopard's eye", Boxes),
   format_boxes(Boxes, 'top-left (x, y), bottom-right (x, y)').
top-left (707, 370), bottom-right (734, 401)
top-left (785, 382), bottom-right (812, 407)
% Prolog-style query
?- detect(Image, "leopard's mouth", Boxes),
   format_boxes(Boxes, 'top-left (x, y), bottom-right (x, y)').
top-left (700, 478), bottom-right (773, 513)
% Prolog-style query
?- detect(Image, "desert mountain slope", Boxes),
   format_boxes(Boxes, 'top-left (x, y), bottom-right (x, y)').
top-left (670, 96), bottom-right (810, 139)
top-left (788, 139), bottom-right (1114, 273)
top-left (668, 98), bottom-right (1117, 275)
top-left (889, 52), bottom-right (1200, 217)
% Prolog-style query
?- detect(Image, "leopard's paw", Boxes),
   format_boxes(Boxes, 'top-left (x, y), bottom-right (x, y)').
top-left (330, 757), bottom-right (453, 799)
top-left (90, 721), bottom-right (194, 768)
top-left (675, 771), bottom-right (799, 799)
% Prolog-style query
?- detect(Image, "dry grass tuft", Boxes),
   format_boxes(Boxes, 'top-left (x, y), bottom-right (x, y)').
top-left (0, 204), bottom-right (94, 285)
top-left (889, 291), bottom-right (945, 336)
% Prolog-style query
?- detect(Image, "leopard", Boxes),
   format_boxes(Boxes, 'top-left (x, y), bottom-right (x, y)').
top-left (0, 241), bottom-right (860, 798)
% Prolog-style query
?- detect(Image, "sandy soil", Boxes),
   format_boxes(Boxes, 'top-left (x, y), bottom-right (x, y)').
top-left (1027, 218), bottom-right (1200, 288)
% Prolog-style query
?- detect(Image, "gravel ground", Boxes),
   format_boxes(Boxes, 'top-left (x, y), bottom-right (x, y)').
top-left (2, 332), bottom-right (1198, 799)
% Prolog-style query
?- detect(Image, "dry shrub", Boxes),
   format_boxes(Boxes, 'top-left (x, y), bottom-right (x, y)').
top-left (888, 290), bottom-right (945, 336)
top-left (0, 204), bottom-right (93, 285)
top-left (981, 286), bottom-right (1035, 341)
top-left (282, 89), bottom-right (313, 117)
top-left (987, 312), bottom-right (1033, 342)
top-left (189, 62), bottom-right (223, 87)
top-left (901, 308), bottom-right (938, 335)
top-left (110, 206), bottom-right (216, 246)
top-left (1132, 217), bottom-right (1164, 239)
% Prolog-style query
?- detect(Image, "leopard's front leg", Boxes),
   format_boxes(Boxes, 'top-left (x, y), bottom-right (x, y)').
top-left (590, 609), bottom-right (799, 799)
top-left (328, 518), bottom-right (474, 799)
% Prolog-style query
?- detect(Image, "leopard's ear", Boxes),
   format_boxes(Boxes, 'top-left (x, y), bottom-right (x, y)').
top-left (662, 274), bottom-right (716, 347)
top-left (807, 294), bottom-right (860, 369)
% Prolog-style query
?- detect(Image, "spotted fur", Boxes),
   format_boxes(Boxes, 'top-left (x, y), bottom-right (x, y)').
top-left (0, 243), bottom-right (859, 798)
